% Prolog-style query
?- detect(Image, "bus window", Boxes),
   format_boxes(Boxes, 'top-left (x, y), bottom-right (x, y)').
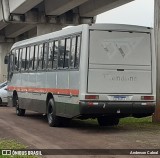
top-left (14, 49), bottom-right (19, 71)
top-left (9, 54), bottom-right (14, 72)
top-left (8, 54), bottom-right (14, 81)
top-left (34, 45), bottom-right (39, 70)
top-left (19, 49), bottom-right (22, 71)
top-left (53, 41), bottom-right (58, 69)
top-left (29, 46), bottom-right (34, 70)
top-left (13, 49), bottom-right (18, 70)
top-left (21, 48), bottom-right (26, 71)
top-left (48, 42), bottom-right (54, 69)
top-left (25, 47), bottom-right (30, 70)
top-left (75, 36), bottom-right (81, 68)
top-left (64, 38), bottom-right (70, 68)
top-left (70, 37), bottom-right (76, 68)
top-left (43, 43), bottom-right (48, 69)
top-left (58, 39), bottom-right (65, 68)
top-left (38, 44), bottom-right (44, 70)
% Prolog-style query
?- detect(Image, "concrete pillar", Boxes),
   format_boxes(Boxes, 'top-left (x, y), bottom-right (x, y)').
top-left (0, 43), bottom-right (13, 82)
top-left (153, 0), bottom-right (160, 122)
top-left (28, 27), bottom-right (37, 38)
top-left (37, 24), bottom-right (63, 36)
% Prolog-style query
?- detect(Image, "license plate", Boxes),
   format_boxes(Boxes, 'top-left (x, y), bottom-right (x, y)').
top-left (113, 96), bottom-right (126, 101)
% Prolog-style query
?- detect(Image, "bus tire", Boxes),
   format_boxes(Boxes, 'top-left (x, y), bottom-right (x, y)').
top-left (0, 98), bottom-right (2, 105)
top-left (47, 98), bottom-right (61, 127)
top-left (97, 116), bottom-right (119, 126)
top-left (16, 107), bottom-right (25, 116)
top-left (16, 102), bottom-right (26, 116)
top-left (14, 96), bottom-right (25, 116)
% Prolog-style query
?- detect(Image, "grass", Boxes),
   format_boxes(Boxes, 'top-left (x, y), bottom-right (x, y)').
top-left (0, 139), bottom-right (39, 158)
top-left (120, 116), bottom-right (152, 124)
top-left (80, 116), bottom-right (160, 129)
top-left (119, 116), bottom-right (160, 130)
top-left (0, 139), bottom-right (26, 149)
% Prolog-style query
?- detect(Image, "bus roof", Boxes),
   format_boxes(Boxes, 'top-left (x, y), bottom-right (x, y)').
top-left (11, 24), bottom-right (151, 51)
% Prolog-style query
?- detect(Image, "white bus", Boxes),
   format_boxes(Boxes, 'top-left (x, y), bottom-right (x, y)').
top-left (5, 24), bottom-right (156, 127)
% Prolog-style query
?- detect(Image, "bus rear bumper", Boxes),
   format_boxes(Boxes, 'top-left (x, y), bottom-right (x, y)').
top-left (79, 101), bottom-right (155, 117)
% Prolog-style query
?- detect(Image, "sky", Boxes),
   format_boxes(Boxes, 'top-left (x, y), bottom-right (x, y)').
top-left (96, 0), bottom-right (154, 27)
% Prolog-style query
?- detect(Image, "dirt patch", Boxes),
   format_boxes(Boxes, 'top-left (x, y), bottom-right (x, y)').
top-left (0, 106), bottom-right (160, 158)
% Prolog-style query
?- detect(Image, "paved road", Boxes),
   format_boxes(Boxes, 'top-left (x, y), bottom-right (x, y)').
top-left (0, 106), bottom-right (160, 158)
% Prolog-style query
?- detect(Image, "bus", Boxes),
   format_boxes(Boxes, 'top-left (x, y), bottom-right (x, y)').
top-left (5, 24), bottom-right (156, 127)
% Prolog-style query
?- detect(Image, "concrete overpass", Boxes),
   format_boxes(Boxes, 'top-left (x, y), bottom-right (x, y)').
top-left (0, 0), bottom-right (133, 82)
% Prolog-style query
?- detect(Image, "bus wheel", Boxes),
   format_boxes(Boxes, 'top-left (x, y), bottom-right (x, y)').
top-left (97, 116), bottom-right (119, 126)
top-left (14, 97), bottom-right (25, 116)
top-left (0, 98), bottom-right (2, 105)
top-left (47, 99), bottom-right (61, 127)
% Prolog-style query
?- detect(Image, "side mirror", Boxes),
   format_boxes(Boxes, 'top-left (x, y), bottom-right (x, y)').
top-left (4, 55), bottom-right (9, 64)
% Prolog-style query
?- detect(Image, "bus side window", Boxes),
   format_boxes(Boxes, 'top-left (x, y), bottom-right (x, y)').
top-left (14, 49), bottom-right (19, 71)
top-left (38, 44), bottom-right (44, 70)
top-left (21, 48), bottom-right (26, 71)
top-left (19, 49), bottom-right (22, 71)
top-left (58, 39), bottom-right (65, 68)
top-left (48, 42), bottom-right (54, 69)
top-left (70, 37), bottom-right (76, 68)
top-left (75, 36), bottom-right (81, 68)
top-left (9, 54), bottom-right (14, 72)
top-left (29, 46), bottom-right (34, 70)
top-left (34, 45), bottom-right (39, 70)
top-left (53, 41), bottom-right (58, 69)
top-left (43, 43), bottom-right (48, 69)
top-left (64, 38), bottom-right (71, 68)
top-left (8, 54), bottom-right (14, 81)
top-left (25, 47), bottom-right (30, 70)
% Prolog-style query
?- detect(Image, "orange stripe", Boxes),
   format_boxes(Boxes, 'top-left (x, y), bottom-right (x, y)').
top-left (7, 86), bottom-right (79, 96)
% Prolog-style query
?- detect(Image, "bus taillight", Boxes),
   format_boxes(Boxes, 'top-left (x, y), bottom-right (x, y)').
top-left (85, 95), bottom-right (99, 100)
top-left (141, 96), bottom-right (154, 100)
